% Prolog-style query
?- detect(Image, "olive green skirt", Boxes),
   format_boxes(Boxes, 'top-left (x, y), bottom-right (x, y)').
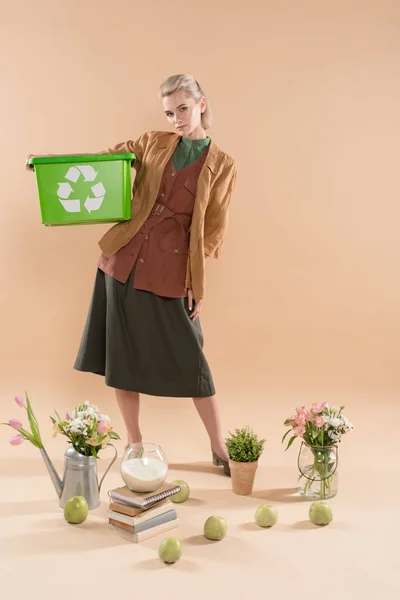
top-left (73, 263), bottom-right (215, 398)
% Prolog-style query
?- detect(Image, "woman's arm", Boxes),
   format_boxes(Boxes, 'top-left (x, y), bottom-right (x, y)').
top-left (203, 158), bottom-right (237, 259)
top-left (103, 134), bottom-right (147, 172)
top-left (25, 133), bottom-right (148, 172)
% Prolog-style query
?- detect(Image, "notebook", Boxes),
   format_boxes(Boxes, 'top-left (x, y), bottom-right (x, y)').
top-left (108, 482), bottom-right (181, 509)
top-left (110, 518), bottom-right (180, 543)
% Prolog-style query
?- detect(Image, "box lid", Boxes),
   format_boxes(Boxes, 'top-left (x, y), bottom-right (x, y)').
top-left (29, 153), bottom-right (135, 165)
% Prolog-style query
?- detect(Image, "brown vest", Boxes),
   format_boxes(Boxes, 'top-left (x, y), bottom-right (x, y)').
top-left (97, 148), bottom-right (208, 297)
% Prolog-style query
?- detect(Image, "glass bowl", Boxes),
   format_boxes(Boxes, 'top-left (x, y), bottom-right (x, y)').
top-left (120, 442), bottom-right (168, 493)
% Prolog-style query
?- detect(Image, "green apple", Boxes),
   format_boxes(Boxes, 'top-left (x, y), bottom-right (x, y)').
top-left (204, 515), bottom-right (227, 541)
top-left (158, 537), bottom-right (182, 564)
top-left (170, 480), bottom-right (190, 503)
top-left (255, 504), bottom-right (278, 528)
top-left (309, 501), bottom-right (333, 526)
top-left (63, 496), bottom-right (88, 524)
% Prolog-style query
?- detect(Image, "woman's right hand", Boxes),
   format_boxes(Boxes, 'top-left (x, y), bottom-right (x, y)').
top-left (25, 153), bottom-right (35, 171)
top-left (26, 151), bottom-right (96, 171)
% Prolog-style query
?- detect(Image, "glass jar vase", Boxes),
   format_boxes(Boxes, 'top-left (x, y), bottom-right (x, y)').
top-left (297, 442), bottom-right (338, 500)
top-left (120, 442), bottom-right (168, 493)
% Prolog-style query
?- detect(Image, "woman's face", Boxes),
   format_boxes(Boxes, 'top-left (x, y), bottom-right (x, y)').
top-left (162, 90), bottom-right (206, 137)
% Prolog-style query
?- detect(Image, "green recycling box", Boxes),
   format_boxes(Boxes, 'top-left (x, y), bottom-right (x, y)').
top-left (29, 153), bottom-right (135, 226)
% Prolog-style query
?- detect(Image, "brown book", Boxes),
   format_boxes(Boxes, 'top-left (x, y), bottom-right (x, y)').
top-left (108, 508), bottom-right (177, 533)
top-left (110, 519), bottom-right (136, 533)
top-left (107, 481), bottom-right (181, 511)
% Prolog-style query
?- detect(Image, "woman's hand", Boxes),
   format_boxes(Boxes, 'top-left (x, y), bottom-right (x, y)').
top-left (25, 153), bottom-right (55, 171)
top-left (25, 154), bottom-right (35, 171)
top-left (188, 289), bottom-right (203, 321)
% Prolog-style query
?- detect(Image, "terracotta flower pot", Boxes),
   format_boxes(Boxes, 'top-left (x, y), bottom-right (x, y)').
top-left (229, 459), bottom-right (258, 495)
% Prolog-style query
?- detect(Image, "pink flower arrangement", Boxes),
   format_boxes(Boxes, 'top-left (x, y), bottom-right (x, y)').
top-left (283, 402), bottom-right (354, 450)
top-left (283, 402), bottom-right (354, 500)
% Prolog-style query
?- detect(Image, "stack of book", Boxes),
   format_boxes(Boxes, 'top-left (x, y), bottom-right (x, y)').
top-left (107, 482), bottom-right (182, 543)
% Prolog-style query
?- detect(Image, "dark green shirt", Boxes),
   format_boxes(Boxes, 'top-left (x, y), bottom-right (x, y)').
top-left (173, 136), bottom-right (211, 170)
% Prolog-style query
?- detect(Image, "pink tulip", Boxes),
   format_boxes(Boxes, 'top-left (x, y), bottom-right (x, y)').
top-left (65, 411), bottom-right (73, 421)
top-left (14, 396), bottom-right (26, 408)
top-left (97, 419), bottom-right (108, 434)
top-left (9, 434), bottom-right (24, 445)
top-left (315, 416), bottom-right (325, 428)
top-left (9, 419), bottom-right (22, 430)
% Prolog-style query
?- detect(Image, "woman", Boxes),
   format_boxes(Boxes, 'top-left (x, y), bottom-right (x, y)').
top-left (28, 74), bottom-right (237, 475)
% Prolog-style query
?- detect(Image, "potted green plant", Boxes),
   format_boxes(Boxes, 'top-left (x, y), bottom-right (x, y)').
top-left (225, 426), bottom-right (266, 495)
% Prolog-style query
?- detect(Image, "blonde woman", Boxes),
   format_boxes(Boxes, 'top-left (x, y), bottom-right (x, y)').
top-left (27, 74), bottom-right (237, 475)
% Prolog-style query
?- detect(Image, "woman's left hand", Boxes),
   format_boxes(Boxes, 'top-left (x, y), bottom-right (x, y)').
top-left (188, 289), bottom-right (203, 321)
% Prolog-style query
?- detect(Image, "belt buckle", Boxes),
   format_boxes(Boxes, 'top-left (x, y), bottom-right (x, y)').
top-left (152, 203), bottom-right (165, 216)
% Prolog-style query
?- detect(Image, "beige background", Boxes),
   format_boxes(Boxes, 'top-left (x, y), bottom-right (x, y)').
top-left (0, 0), bottom-right (399, 597)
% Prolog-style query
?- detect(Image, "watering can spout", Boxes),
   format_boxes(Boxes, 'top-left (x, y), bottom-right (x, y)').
top-left (40, 447), bottom-right (63, 498)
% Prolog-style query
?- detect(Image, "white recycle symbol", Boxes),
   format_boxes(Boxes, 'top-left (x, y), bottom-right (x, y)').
top-left (57, 165), bottom-right (106, 214)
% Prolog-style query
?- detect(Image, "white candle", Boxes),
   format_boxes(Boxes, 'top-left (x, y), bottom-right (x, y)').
top-left (121, 457), bottom-right (168, 492)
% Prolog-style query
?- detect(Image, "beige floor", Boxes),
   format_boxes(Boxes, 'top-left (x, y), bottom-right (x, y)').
top-left (0, 394), bottom-right (398, 600)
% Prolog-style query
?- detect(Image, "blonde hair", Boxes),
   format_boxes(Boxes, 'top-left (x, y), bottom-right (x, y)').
top-left (159, 74), bottom-right (212, 130)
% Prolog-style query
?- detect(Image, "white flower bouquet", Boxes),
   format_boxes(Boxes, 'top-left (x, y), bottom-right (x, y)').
top-left (51, 400), bottom-right (120, 458)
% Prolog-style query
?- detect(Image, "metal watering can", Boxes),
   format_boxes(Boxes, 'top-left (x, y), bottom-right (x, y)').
top-left (40, 444), bottom-right (117, 510)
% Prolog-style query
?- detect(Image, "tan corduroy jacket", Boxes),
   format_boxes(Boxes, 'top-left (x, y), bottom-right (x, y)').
top-left (98, 130), bottom-right (237, 301)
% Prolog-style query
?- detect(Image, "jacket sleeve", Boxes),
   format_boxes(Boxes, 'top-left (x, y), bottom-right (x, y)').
top-left (203, 158), bottom-right (237, 259)
top-left (102, 133), bottom-right (148, 172)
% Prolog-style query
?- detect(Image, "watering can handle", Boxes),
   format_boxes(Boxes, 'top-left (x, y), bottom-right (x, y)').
top-left (98, 443), bottom-right (118, 492)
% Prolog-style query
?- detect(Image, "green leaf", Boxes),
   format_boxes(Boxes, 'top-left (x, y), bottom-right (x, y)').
top-left (108, 431), bottom-right (120, 440)
top-left (25, 393), bottom-right (42, 445)
top-left (283, 419), bottom-right (293, 425)
top-left (49, 416), bottom-right (56, 424)
top-left (54, 408), bottom-right (62, 422)
top-left (282, 429), bottom-right (291, 444)
top-left (25, 392), bottom-right (39, 428)
top-left (15, 427), bottom-right (38, 446)
top-left (284, 435), bottom-right (297, 451)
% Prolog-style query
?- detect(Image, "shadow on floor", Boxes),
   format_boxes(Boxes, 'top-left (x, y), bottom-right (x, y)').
top-left (168, 461), bottom-right (227, 476)
top-left (2, 517), bottom-right (129, 555)
top-left (1, 499), bottom-right (109, 517)
top-left (250, 487), bottom-right (311, 503)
